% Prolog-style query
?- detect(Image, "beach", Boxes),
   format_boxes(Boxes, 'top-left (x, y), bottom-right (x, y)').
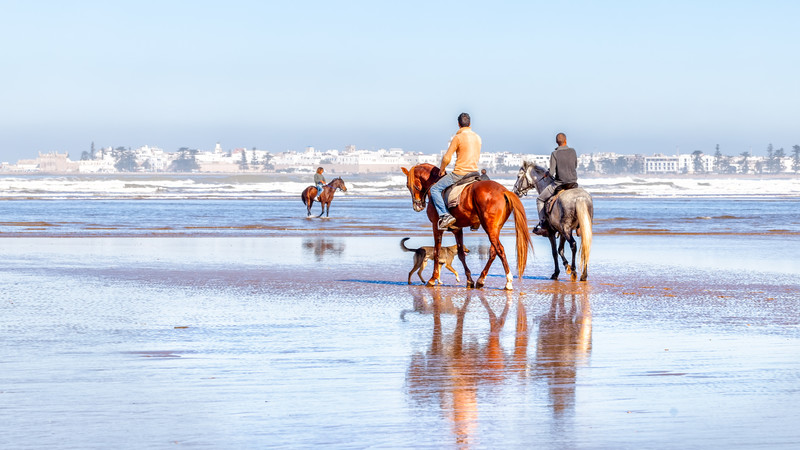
top-left (1, 222), bottom-right (799, 448)
top-left (1, 176), bottom-right (799, 448)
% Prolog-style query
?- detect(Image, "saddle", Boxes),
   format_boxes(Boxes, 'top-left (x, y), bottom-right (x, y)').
top-left (545, 182), bottom-right (579, 215)
top-left (442, 172), bottom-right (482, 209)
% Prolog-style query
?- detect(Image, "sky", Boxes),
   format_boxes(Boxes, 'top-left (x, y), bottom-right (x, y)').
top-left (1, 0), bottom-right (799, 162)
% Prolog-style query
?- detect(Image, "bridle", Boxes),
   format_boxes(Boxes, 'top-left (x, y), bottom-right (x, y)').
top-left (517, 164), bottom-right (549, 196)
top-left (409, 167), bottom-right (436, 212)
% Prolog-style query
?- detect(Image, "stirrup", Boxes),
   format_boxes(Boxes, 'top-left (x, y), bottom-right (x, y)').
top-left (438, 214), bottom-right (456, 230)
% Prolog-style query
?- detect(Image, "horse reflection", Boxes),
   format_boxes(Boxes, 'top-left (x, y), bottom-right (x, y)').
top-left (535, 285), bottom-right (592, 419)
top-left (301, 238), bottom-right (345, 262)
top-left (406, 289), bottom-right (529, 447)
top-left (401, 286), bottom-right (459, 321)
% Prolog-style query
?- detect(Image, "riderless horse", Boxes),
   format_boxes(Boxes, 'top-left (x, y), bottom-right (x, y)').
top-left (301, 177), bottom-right (347, 217)
top-left (402, 164), bottom-right (532, 290)
top-left (513, 162), bottom-right (593, 281)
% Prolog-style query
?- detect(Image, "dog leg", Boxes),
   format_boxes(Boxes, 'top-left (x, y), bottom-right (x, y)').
top-left (445, 261), bottom-right (461, 283)
top-left (418, 259), bottom-right (428, 284)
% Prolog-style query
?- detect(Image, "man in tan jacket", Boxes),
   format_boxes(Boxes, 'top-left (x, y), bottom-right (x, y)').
top-left (430, 112), bottom-right (482, 230)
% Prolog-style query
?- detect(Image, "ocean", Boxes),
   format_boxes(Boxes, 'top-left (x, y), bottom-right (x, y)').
top-left (1, 173), bottom-right (798, 237)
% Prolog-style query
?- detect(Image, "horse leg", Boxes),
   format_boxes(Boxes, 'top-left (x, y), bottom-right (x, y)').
top-left (476, 245), bottom-right (496, 289)
top-left (325, 201), bottom-right (330, 217)
top-left (567, 233), bottom-right (578, 282)
top-left (479, 228), bottom-right (512, 290)
top-left (453, 228), bottom-right (473, 288)
top-left (549, 234), bottom-right (560, 280)
top-left (427, 228), bottom-right (444, 287)
top-left (558, 236), bottom-right (569, 270)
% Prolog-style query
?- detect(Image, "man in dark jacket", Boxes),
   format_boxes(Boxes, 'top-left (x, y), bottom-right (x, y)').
top-left (534, 132), bottom-right (578, 235)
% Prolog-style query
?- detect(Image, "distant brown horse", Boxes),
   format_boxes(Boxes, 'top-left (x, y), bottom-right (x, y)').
top-left (301, 177), bottom-right (347, 217)
top-left (401, 164), bottom-right (532, 290)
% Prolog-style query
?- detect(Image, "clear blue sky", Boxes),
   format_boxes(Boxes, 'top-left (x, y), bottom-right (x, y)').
top-left (1, 0), bottom-right (798, 161)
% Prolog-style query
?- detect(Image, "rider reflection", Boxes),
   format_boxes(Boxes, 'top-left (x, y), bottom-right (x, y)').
top-left (301, 237), bottom-right (345, 262)
top-left (405, 289), bottom-right (529, 447)
top-left (535, 285), bottom-right (593, 418)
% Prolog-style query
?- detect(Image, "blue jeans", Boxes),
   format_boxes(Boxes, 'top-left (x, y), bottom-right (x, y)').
top-left (315, 183), bottom-right (325, 198)
top-left (430, 173), bottom-right (463, 216)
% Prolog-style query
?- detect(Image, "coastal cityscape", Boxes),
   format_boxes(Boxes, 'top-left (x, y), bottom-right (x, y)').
top-left (3, 142), bottom-right (800, 175)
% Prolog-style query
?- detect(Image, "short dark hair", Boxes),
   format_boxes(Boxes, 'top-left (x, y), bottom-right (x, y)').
top-left (556, 133), bottom-right (567, 146)
top-left (458, 113), bottom-right (471, 128)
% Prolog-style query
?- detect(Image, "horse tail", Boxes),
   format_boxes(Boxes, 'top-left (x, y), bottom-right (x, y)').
top-left (400, 237), bottom-right (418, 253)
top-left (576, 198), bottom-right (593, 280)
top-left (504, 190), bottom-right (532, 279)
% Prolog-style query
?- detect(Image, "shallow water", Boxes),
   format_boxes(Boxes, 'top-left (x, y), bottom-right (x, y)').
top-left (1, 233), bottom-right (799, 448)
top-left (1, 197), bottom-right (799, 237)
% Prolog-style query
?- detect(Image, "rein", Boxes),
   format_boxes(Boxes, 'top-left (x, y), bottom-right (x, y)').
top-left (520, 165), bottom-right (551, 195)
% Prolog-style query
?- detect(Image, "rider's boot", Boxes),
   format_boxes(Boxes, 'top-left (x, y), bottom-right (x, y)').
top-left (533, 220), bottom-right (549, 237)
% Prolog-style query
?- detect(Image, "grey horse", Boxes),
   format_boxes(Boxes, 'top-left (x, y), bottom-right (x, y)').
top-left (513, 162), bottom-right (593, 281)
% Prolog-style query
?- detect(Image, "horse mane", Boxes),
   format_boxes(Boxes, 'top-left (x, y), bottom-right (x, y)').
top-left (531, 163), bottom-right (548, 174)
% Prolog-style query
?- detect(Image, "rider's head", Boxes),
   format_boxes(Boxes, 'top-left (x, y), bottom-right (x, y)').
top-left (317, 167), bottom-right (324, 173)
top-left (556, 133), bottom-right (567, 146)
top-left (458, 113), bottom-right (471, 128)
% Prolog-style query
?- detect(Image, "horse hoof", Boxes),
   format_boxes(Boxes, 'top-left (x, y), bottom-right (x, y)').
top-left (580, 275), bottom-right (588, 282)
top-left (426, 280), bottom-right (436, 287)
top-left (466, 280), bottom-right (474, 288)
top-left (550, 273), bottom-right (559, 280)
top-left (571, 273), bottom-right (578, 282)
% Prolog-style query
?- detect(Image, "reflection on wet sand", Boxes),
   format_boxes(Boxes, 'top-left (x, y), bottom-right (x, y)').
top-left (406, 284), bottom-right (593, 447)
top-left (535, 284), bottom-right (592, 422)
top-left (301, 237), bottom-right (345, 261)
top-left (401, 286), bottom-right (459, 321)
top-left (406, 288), bottom-right (528, 447)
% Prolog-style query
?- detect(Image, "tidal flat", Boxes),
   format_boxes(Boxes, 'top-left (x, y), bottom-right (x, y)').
top-left (1, 233), bottom-right (798, 449)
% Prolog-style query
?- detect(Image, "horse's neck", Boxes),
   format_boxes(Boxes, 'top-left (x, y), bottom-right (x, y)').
top-left (535, 173), bottom-right (554, 193)
top-left (422, 166), bottom-right (441, 188)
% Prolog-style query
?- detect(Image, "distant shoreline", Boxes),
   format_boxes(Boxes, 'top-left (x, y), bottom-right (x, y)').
top-left (0, 171), bottom-right (798, 179)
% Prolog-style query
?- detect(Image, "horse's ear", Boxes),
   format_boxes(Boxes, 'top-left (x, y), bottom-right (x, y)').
top-left (401, 167), bottom-right (409, 176)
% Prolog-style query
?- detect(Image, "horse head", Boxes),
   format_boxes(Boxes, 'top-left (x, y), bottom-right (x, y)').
top-left (330, 177), bottom-right (347, 192)
top-left (401, 164), bottom-right (440, 212)
top-left (513, 162), bottom-right (552, 196)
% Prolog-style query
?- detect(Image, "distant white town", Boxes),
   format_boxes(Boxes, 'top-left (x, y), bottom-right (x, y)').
top-left (2, 142), bottom-right (799, 175)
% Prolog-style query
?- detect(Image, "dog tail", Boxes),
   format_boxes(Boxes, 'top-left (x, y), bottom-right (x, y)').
top-left (400, 237), bottom-right (418, 253)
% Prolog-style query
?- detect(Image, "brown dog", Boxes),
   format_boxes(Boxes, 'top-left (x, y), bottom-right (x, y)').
top-left (400, 237), bottom-right (469, 285)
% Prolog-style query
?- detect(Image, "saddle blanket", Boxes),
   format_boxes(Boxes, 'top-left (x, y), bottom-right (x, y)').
top-left (444, 172), bottom-right (482, 209)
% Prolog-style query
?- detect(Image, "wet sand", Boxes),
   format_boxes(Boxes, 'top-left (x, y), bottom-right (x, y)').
top-left (1, 235), bottom-right (799, 448)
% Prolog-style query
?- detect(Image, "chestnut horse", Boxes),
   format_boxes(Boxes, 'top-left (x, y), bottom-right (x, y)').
top-left (401, 164), bottom-right (532, 290)
top-left (301, 177), bottom-right (347, 217)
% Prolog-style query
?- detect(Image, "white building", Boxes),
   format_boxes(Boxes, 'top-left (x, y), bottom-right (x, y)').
top-left (645, 154), bottom-right (680, 173)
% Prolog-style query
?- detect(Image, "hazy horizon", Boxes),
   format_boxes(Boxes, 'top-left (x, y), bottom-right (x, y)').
top-left (2, 1), bottom-right (799, 161)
